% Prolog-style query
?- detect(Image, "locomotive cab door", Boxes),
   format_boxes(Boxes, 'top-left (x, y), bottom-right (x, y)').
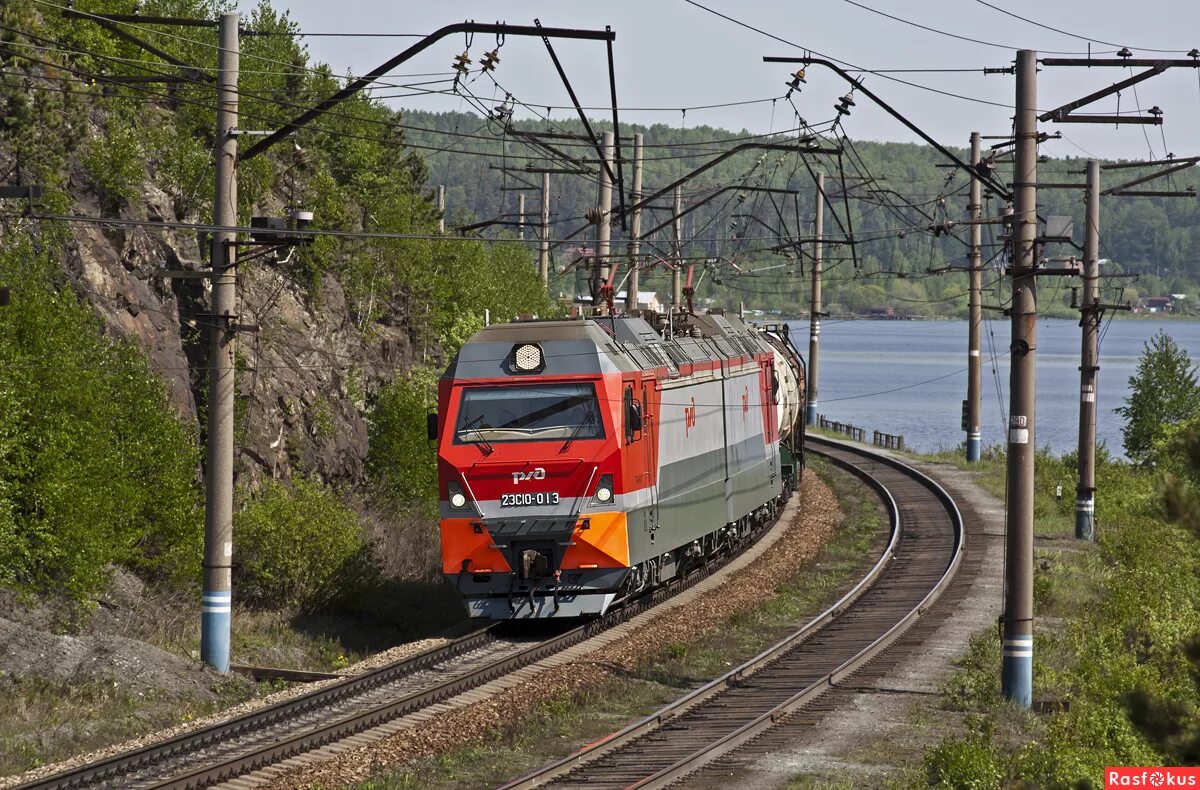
top-left (642, 384), bottom-right (658, 540)
top-left (625, 383), bottom-right (657, 544)
top-left (764, 359), bottom-right (778, 486)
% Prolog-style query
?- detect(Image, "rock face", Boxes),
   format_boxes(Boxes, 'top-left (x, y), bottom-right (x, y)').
top-left (65, 181), bottom-right (418, 490)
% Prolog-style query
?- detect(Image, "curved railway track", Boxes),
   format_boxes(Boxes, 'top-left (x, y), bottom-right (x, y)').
top-left (499, 435), bottom-right (964, 790)
top-left (13, 484), bottom-right (795, 790)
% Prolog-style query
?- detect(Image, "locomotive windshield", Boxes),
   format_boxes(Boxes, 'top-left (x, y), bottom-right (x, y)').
top-left (454, 383), bottom-right (605, 443)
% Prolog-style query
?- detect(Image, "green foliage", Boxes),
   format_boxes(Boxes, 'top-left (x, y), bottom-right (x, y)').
top-left (234, 475), bottom-right (370, 610)
top-left (1159, 421), bottom-right (1200, 536)
top-left (924, 718), bottom-right (1003, 789)
top-left (368, 368), bottom-right (439, 516)
top-left (1115, 330), bottom-right (1200, 463)
top-left (0, 233), bottom-right (202, 597)
top-left (81, 119), bottom-right (145, 211)
top-left (927, 435), bottom-right (1200, 787)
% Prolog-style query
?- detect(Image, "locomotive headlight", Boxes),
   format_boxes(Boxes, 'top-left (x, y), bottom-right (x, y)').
top-left (591, 474), bottom-right (614, 505)
top-left (512, 343), bottom-right (543, 373)
top-left (448, 481), bottom-right (468, 509)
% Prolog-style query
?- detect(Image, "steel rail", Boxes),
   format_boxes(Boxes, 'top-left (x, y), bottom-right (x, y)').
top-left (500, 436), bottom-right (963, 789)
top-left (17, 490), bottom-right (796, 790)
top-left (14, 627), bottom-right (499, 790)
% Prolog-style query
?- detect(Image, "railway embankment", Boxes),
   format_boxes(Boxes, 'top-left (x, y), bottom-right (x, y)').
top-left (252, 464), bottom-right (852, 790)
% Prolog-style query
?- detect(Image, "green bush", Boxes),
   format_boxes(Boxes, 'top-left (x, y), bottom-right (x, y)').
top-left (81, 120), bottom-right (145, 211)
top-left (234, 475), bottom-right (370, 610)
top-left (0, 234), bottom-right (202, 598)
top-left (925, 720), bottom-right (1003, 789)
top-left (367, 368), bottom-right (439, 516)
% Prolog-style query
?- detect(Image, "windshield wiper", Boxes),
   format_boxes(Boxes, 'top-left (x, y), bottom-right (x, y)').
top-left (559, 410), bottom-right (595, 454)
top-left (457, 414), bottom-right (494, 456)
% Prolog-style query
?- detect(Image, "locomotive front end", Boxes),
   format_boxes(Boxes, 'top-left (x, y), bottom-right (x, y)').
top-left (435, 322), bottom-right (642, 619)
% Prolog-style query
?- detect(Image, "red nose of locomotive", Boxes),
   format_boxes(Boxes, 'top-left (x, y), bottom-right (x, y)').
top-left (435, 331), bottom-right (637, 619)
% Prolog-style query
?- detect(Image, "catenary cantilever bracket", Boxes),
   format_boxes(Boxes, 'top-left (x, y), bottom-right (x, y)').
top-left (763, 56), bottom-right (1011, 201)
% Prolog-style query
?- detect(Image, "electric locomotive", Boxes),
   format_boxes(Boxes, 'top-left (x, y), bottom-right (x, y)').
top-left (432, 312), bottom-right (806, 619)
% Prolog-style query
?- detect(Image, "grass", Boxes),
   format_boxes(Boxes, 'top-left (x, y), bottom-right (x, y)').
top-left (349, 460), bottom-right (885, 790)
top-left (0, 577), bottom-right (466, 779)
top-left (0, 674), bottom-right (253, 776)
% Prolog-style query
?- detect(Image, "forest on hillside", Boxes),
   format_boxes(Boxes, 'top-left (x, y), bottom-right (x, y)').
top-left (402, 109), bottom-right (1200, 317)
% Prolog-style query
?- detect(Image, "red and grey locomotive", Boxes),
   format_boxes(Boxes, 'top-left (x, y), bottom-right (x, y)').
top-left (433, 312), bottom-right (806, 619)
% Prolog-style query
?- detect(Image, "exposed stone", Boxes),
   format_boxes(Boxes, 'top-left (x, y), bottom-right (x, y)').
top-left (58, 180), bottom-right (418, 492)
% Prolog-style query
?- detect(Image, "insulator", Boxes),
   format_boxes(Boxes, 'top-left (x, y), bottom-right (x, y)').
top-left (1117, 47), bottom-right (1132, 58)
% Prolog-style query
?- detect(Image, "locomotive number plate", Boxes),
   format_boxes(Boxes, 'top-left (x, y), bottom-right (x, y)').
top-left (501, 492), bottom-right (561, 507)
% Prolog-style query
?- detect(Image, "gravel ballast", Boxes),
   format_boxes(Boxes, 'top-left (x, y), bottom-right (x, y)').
top-left (262, 469), bottom-right (843, 790)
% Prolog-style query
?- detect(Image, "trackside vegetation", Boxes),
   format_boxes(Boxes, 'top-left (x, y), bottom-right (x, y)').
top-left (0, 235), bottom-right (202, 597)
top-left (0, 0), bottom-right (550, 612)
top-left (923, 335), bottom-right (1200, 787)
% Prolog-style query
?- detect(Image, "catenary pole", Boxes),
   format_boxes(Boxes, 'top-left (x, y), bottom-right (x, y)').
top-left (1002, 49), bottom-right (1038, 708)
top-left (626, 133), bottom-right (644, 313)
top-left (202, 11), bottom-right (238, 673)
top-left (437, 185), bottom-right (445, 234)
top-left (518, 193), bottom-right (526, 241)
top-left (672, 185), bottom-right (683, 310)
top-left (807, 172), bottom-right (824, 426)
top-left (539, 173), bottom-right (551, 286)
top-left (594, 130), bottom-right (614, 309)
top-left (967, 132), bottom-right (983, 462)
top-left (1076, 159), bottom-right (1100, 540)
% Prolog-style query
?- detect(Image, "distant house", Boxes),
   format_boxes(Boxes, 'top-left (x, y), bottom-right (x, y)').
top-left (615, 290), bottom-right (663, 312)
top-left (1145, 296), bottom-right (1174, 313)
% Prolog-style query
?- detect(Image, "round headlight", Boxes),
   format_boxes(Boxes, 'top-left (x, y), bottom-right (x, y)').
top-left (513, 343), bottom-right (543, 372)
top-left (450, 492), bottom-right (467, 508)
top-left (595, 486), bottom-right (612, 503)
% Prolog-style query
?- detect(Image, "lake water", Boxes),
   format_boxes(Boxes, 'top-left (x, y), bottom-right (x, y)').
top-left (785, 318), bottom-right (1200, 458)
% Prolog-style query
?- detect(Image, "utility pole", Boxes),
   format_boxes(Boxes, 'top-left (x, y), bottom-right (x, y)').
top-left (625, 132), bottom-right (644, 314)
top-left (594, 129), bottom-right (614, 310)
top-left (966, 132), bottom-right (983, 462)
top-left (807, 172), bottom-right (824, 427)
top-left (437, 185), bottom-right (445, 233)
top-left (1076, 159), bottom-right (1100, 541)
top-left (202, 11), bottom-right (239, 674)
top-left (539, 173), bottom-right (551, 286)
top-left (1002, 49), bottom-right (1038, 708)
top-left (517, 193), bottom-right (526, 240)
top-left (672, 185), bottom-right (683, 311)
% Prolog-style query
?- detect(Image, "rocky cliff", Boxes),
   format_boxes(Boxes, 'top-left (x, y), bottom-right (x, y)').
top-left (63, 179), bottom-right (418, 492)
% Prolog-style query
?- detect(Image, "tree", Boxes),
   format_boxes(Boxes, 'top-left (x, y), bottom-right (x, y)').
top-left (1115, 330), bottom-right (1200, 463)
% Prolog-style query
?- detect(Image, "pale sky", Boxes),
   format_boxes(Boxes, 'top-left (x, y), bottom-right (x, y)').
top-left (247, 0), bottom-right (1200, 163)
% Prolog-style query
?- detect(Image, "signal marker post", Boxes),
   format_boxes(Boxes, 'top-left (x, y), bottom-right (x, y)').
top-left (625, 133), bottom-right (644, 314)
top-left (806, 172), bottom-right (824, 426)
top-left (672, 186), bottom-right (683, 311)
top-left (1076, 160), bottom-right (1100, 541)
top-left (594, 130), bottom-right (614, 310)
top-left (202, 11), bottom-right (240, 673)
top-left (1001, 49), bottom-right (1038, 708)
top-left (966, 132), bottom-right (984, 462)
top-left (539, 173), bottom-right (551, 286)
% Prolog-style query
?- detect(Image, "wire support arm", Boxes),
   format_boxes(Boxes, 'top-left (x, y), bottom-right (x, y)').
top-left (240, 21), bottom-right (615, 160)
top-left (764, 56), bottom-right (1011, 201)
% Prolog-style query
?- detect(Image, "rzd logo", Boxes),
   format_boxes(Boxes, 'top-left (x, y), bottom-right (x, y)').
top-left (512, 467), bottom-right (546, 485)
top-left (684, 397), bottom-right (697, 436)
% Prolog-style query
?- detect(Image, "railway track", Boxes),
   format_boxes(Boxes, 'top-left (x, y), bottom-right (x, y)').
top-left (499, 435), bottom-right (964, 790)
top-left (13, 488), bottom-right (795, 790)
